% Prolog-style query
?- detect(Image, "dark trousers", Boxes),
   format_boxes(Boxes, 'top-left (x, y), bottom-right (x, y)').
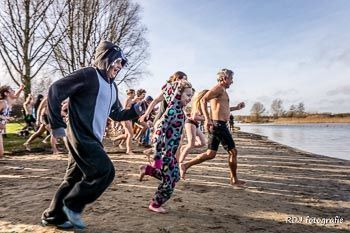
top-left (42, 138), bottom-right (115, 224)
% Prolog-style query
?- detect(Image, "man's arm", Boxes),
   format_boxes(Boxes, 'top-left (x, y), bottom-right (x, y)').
top-left (229, 102), bottom-right (245, 112)
top-left (109, 100), bottom-right (142, 121)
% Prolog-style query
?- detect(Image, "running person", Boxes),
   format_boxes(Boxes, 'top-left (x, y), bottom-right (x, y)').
top-left (23, 97), bottom-right (59, 154)
top-left (0, 85), bottom-right (24, 158)
top-left (139, 79), bottom-right (193, 213)
top-left (139, 71), bottom-right (188, 157)
top-left (229, 114), bottom-right (234, 132)
top-left (178, 90), bottom-right (209, 163)
top-left (113, 89), bottom-right (136, 154)
top-left (180, 69), bottom-right (246, 186)
top-left (41, 41), bottom-right (143, 229)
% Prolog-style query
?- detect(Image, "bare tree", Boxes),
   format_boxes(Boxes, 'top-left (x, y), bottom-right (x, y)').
top-left (250, 102), bottom-right (265, 121)
top-left (270, 98), bottom-right (284, 118)
top-left (50, 0), bottom-right (149, 85)
top-left (287, 104), bottom-right (297, 117)
top-left (297, 102), bottom-right (305, 117)
top-left (0, 0), bottom-right (67, 96)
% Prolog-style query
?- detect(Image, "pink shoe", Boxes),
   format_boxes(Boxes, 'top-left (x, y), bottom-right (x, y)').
top-left (148, 204), bottom-right (167, 214)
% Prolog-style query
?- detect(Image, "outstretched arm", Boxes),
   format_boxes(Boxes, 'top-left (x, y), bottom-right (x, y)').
top-left (14, 84), bottom-right (24, 99)
top-left (230, 102), bottom-right (245, 111)
top-left (139, 92), bottom-right (164, 122)
top-left (109, 100), bottom-right (143, 122)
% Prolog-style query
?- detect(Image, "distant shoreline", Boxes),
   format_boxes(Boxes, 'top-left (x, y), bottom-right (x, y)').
top-left (238, 116), bottom-right (350, 124)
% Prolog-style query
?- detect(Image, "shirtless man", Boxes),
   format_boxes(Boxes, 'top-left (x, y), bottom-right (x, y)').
top-left (180, 68), bottom-right (246, 186)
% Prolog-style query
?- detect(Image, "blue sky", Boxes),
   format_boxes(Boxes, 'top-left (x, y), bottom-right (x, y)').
top-left (132, 0), bottom-right (350, 115)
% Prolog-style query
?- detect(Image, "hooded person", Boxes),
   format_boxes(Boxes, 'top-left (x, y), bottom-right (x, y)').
top-left (41, 41), bottom-right (143, 229)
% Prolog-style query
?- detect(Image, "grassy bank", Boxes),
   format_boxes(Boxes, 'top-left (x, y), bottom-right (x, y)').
top-left (2, 123), bottom-right (52, 155)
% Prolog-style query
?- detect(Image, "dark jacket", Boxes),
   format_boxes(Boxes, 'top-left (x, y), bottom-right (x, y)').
top-left (48, 41), bottom-right (141, 145)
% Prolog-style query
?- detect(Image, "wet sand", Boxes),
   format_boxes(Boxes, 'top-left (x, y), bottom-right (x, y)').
top-left (0, 131), bottom-right (349, 232)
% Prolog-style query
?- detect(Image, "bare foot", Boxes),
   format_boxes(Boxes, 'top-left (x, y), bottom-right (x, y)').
top-left (23, 143), bottom-right (31, 151)
top-left (139, 165), bottom-right (146, 181)
top-left (230, 178), bottom-right (246, 187)
top-left (179, 163), bottom-right (187, 180)
top-left (148, 204), bottom-right (167, 214)
top-left (143, 148), bottom-right (153, 155)
top-left (112, 139), bottom-right (120, 146)
top-left (118, 144), bottom-right (125, 149)
top-left (126, 151), bottom-right (135, 155)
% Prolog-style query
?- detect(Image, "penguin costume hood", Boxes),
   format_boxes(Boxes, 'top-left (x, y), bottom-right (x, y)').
top-left (94, 40), bottom-right (128, 80)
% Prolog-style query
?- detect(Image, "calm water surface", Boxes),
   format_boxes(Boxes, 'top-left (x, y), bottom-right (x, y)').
top-left (237, 123), bottom-right (350, 161)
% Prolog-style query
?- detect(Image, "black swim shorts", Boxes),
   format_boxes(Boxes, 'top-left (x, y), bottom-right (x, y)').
top-left (208, 120), bottom-right (236, 151)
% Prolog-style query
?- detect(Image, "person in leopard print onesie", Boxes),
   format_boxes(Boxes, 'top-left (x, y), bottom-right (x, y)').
top-left (139, 79), bottom-right (194, 213)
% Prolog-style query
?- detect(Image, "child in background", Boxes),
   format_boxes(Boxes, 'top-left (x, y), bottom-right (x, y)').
top-left (113, 89), bottom-right (136, 154)
top-left (139, 79), bottom-right (193, 213)
top-left (0, 85), bottom-right (24, 158)
top-left (23, 97), bottom-right (59, 154)
top-left (178, 90), bottom-right (209, 164)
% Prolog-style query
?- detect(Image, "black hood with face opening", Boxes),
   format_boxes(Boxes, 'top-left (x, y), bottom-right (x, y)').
top-left (94, 40), bottom-right (127, 80)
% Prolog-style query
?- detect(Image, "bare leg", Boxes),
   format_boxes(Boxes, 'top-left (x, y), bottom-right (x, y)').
top-left (23, 124), bottom-right (46, 150)
top-left (45, 125), bottom-right (59, 154)
top-left (51, 136), bottom-right (59, 154)
top-left (180, 150), bottom-right (216, 179)
top-left (178, 123), bottom-right (196, 163)
top-left (139, 165), bottom-right (146, 181)
top-left (124, 121), bottom-right (134, 154)
top-left (175, 132), bottom-right (185, 162)
top-left (42, 134), bottom-right (50, 144)
top-left (112, 134), bottom-right (125, 146)
top-left (228, 149), bottom-right (246, 186)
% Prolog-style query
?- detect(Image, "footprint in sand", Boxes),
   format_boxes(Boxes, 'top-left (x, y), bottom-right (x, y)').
top-left (173, 197), bottom-right (183, 202)
top-left (203, 207), bottom-right (214, 212)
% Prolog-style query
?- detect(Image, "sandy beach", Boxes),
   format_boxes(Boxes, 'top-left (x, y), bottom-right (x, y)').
top-left (0, 131), bottom-right (349, 233)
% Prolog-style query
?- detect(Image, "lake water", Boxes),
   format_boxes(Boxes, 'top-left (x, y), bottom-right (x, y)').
top-left (237, 123), bottom-right (350, 161)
